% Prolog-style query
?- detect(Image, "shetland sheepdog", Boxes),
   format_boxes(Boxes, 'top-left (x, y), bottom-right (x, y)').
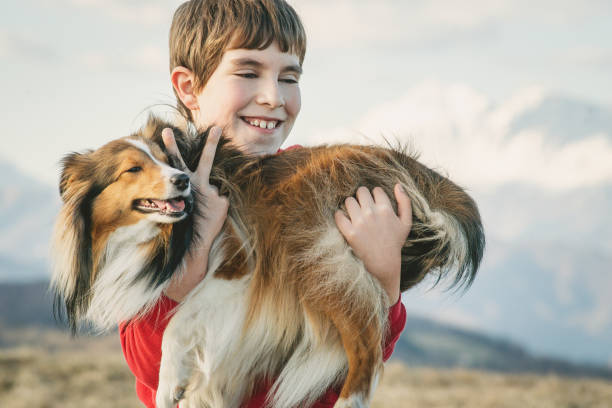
top-left (51, 116), bottom-right (484, 408)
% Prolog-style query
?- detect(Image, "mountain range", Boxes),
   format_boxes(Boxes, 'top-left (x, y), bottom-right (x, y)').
top-left (1, 280), bottom-right (610, 381)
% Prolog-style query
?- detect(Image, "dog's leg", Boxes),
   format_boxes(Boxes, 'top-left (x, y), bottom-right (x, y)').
top-left (156, 313), bottom-right (199, 408)
top-left (287, 225), bottom-right (385, 408)
top-left (330, 312), bottom-right (383, 408)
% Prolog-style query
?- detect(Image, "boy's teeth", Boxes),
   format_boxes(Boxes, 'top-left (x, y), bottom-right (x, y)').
top-left (246, 118), bottom-right (278, 129)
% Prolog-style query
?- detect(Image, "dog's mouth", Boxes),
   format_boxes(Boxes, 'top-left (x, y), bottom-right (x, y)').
top-left (133, 197), bottom-right (188, 217)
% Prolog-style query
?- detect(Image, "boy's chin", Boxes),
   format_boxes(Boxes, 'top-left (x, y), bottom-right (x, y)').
top-left (237, 134), bottom-right (285, 155)
top-left (243, 141), bottom-right (282, 156)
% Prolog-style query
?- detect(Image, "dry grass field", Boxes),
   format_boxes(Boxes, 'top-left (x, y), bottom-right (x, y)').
top-left (1, 329), bottom-right (611, 408)
top-left (372, 364), bottom-right (612, 408)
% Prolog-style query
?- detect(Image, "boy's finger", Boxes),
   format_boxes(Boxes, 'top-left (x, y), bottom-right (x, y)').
top-left (344, 196), bottom-right (361, 221)
top-left (161, 128), bottom-right (188, 171)
top-left (196, 127), bottom-right (222, 181)
top-left (334, 210), bottom-right (354, 239)
top-left (355, 186), bottom-right (374, 208)
top-left (395, 184), bottom-right (412, 228)
top-left (372, 186), bottom-right (392, 207)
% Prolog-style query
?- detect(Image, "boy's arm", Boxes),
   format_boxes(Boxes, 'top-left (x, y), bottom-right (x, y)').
top-left (334, 184), bottom-right (412, 303)
top-left (162, 127), bottom-right (229, 301)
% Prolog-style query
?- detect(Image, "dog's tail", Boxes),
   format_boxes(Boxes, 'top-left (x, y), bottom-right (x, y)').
top-left (306, 144), bottom-right (485, 292)
top-left (385, 147), bottom-right (485, 291)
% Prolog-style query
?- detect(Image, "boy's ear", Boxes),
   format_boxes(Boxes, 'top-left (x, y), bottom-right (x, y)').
top-left (171, 66), bottom-right (199, 111)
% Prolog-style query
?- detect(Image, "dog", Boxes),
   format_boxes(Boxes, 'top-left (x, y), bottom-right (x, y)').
top-left (51, 116), bottom-right (484, 408)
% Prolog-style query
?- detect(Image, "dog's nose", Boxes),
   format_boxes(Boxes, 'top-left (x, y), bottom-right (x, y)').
top-left (170, 173), bottom-right (190, 191)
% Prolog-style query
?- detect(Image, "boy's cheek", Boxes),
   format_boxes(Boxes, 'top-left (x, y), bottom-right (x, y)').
top-left (289, 88), bottom-right (301, 116)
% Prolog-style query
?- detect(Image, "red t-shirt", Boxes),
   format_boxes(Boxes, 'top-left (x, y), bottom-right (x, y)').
top-left (118, 145), bottom-right (407, 407)
top-left (119, 295), bottom-right (406, 408)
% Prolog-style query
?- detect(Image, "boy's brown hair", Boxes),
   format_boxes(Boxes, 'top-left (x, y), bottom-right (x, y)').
top-left (169, 0), bottom-right (307, 120)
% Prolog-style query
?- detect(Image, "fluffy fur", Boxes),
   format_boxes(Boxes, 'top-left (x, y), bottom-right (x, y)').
top-left (51, 116), bottom-right (485, 408)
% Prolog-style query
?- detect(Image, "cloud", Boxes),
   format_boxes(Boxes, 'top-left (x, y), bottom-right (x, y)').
top-left (0, 30), bottom-right (57, 62)
top-left (291, 0), bottom-right (612, 49)
top-left (65, 0), bottom-right (180, 26)
top-left (292, 0), bottom-right (503, 49)
top-left (301, 82), bottom-right (612, 191)
top-left (563, 46), bottom-right (612, 71)
top-left (76, 45), bottom-right (166, 72)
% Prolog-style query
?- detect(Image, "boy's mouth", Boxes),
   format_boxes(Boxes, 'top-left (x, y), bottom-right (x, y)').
top-left (241, 116), bottom-right (282, 130)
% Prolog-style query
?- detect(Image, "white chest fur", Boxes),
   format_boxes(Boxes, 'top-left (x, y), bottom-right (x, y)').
top-left (86, 220), bottom-right (167, 330)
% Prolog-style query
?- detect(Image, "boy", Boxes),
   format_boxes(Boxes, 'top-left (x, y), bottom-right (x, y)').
top-left (120, 1), bottom-right (411, 407)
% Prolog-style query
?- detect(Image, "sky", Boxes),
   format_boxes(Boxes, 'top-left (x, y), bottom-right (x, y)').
top-left (1, 0), bottom-right (611, 186)
top-left (2, 0), bottom-right (612, 365)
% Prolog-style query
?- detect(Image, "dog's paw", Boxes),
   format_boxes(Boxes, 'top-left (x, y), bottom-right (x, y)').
top-left (173, 386), bottom-right (186, 401)
top-left (156, 384), bottom-right (186, 408)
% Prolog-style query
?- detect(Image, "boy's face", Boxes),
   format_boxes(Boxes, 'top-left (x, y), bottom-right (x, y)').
top-left (191, 42), bottom-right (302, 155)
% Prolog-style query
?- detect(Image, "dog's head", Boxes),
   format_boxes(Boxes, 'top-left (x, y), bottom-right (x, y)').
top-left (59, 137), bottom-right (193, 227)
top-left (52, 120), bottom-right (198, 332)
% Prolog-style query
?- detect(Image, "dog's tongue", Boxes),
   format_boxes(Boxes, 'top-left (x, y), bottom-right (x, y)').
top-left (151, 198), bottom-right (185, 212)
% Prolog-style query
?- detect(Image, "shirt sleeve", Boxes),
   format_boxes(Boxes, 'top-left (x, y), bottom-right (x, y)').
top-left (119, 295), bottom-right (178, 408)
top-left (383, 295), bottom-right (407, 361)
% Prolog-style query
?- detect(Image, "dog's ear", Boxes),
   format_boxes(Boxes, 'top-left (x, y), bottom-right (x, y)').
top-left (52, 150), bottom-right (95, 333)
top-left (140, 115), bottom-right (195, 168)
top-left (58, 151), bottom-right (94, 200)
top-left (141, 115), bottom-right (170, 142)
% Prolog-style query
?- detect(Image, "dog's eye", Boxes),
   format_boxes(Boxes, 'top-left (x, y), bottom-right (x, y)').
top-left (127, 166), bottom-right (142, 173)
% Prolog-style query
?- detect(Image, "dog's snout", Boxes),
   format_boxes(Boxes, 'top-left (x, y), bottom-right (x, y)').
top-left (170, 173), bottom-right (190, 191)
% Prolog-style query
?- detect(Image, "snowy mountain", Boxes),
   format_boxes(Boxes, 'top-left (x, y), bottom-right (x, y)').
top-left (507, 95), bottom-right (612, 146)
top-left (0, 161), bottom-right (58, 281)
top-left (2, 280), bottom-right (611, 380)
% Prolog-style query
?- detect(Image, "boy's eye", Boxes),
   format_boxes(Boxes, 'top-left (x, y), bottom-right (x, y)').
top-left (237, 73), bottom-right (257, 79)
top-left (280, 77), bottom-right (299, 84)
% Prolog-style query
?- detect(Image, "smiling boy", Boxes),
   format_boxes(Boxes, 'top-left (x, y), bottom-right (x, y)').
top-left (120, 1), bottom-right (410, 407)
top-left (172, 42), bottom-right (302, 155)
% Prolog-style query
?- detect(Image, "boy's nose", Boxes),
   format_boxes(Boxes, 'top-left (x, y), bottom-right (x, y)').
top-left (256, 79), bottom-right (284, 108)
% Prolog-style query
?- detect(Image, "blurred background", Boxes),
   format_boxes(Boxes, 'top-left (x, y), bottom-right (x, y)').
top-left (1, 0), bottom-right (611, 406)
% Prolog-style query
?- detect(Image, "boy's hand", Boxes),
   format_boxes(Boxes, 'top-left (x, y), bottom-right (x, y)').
top-left (334, 184), bottom-right (412, 304)
top-left (161, 127), bottom-right (229, 302)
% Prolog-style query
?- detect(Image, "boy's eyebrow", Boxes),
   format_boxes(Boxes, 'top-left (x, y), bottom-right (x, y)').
top-left (230, 58), bottom-right (302, 75)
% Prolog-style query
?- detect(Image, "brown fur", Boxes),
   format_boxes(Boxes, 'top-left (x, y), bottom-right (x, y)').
top-left (53, 115), bottom-right (484, 406)
top-left (138, 116), bottom-right (485, 405)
